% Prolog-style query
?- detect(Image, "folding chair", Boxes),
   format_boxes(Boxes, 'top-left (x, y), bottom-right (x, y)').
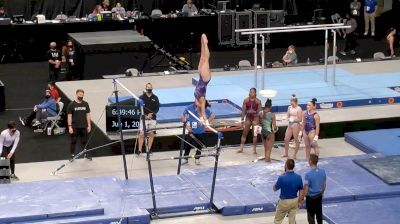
top-left (43, 101), bottom-right (64, 134)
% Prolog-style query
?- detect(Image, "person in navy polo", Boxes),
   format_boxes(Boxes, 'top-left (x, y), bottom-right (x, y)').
top-left (364, 0), bottom-right (378, 36)
top-left (300, 154), bottom-right (326, 224)
top-left (273, 159), bottom-right (303, 224)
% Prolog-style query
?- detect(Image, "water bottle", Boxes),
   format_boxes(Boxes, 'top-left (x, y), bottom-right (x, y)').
top-left (307, 57), bottom-right (310, 65)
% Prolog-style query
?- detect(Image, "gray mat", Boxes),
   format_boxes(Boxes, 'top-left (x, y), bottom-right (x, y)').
top-left (353, 155), bottom-right (400, 185)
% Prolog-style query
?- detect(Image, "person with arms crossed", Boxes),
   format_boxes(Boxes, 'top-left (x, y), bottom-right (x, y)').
top-left (273, 159), bottom-right (303, 224)
top-left (0, 121), bottom-right (20, 181)
top-left (138, 83), bottom-right (160, 155)
top-left (67, 89), bottom-right (92, 160)
top-left (181, 101), bottom-right (214, 165)
top-left (300, 154), bottom-right (326, 224)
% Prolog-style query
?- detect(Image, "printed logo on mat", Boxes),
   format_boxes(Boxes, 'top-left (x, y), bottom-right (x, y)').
top-left (389, 86), bottom-right (400, 93)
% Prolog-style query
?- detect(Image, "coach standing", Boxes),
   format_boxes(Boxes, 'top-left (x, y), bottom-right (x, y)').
top-left (300, 154), bottom-right (326, 224)
top-left (138, 83), bottom-right (160, 155)
top-left (0, 121), bottom-right (20, 181)
top-left (181, 101), bottom-right (214, 165)
top-left (67, 89), bottom-right (92, 160)
top-left (273, 159), bottom-right (303, 224)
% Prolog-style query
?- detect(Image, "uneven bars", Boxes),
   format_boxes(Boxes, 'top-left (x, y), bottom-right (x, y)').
top-left (114, 79), bottom-right (141, 102)
top-left (235, 23), bottom-right (346, 33)
top-left (113, 78), bottom-right (158, 215)
top-left (241, 25), bottom-right (351, 35)
top-left (187, 110), bottom-right (220, 135)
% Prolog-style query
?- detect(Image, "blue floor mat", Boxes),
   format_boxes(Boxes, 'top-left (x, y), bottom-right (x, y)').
top-left (353, 155), bottom-right (400, 185)
top-left (323, 197), bottom-right (400, 224)
top-left (109, 68), bottom-right (400, 122)
top-left (182, 154), bottom-right (400, 215)
top-left (345, 128), bottom-right (400, 155)
top-left (0, 178), bottom-right (104, 223)
top-left (2, 177), bottom-right (150, 224)
top-left (121, 175), bottom-right (210, 214)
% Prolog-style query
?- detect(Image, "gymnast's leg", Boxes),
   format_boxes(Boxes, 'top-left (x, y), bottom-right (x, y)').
top-left (198, 34), bottom-right (211, 82)
top-left (196, 34), bottom-right (211, 123)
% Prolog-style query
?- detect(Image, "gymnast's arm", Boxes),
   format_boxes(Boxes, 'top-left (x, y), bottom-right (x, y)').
top-left (257, 99), bottom-right (262, 113)
top-left (272, 114), bottom-right (277, 131)
top-left (299, 111), bottom-right (305, 131)
top-left (296, 106), bottom-right (302, 123)
top-left (240, 99), bottom-right (247, 122)
top-left (314, 113), bottom-right (320, 137)
top-left (208, 112), bottom-right (215, 123)
top-left (286, 106), bottom-right (290, 120)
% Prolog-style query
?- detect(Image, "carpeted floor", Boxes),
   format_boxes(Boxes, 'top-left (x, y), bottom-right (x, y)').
top-left (0, 62), bottom-right (112, 163)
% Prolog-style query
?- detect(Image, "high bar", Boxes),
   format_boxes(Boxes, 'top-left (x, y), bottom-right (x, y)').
top-left (241, 25), bottom-right (351, 35)
top-left (235, 23), bottom-right (346, 33)
top-left (187, 110), bottom-right (219, 134)
top-left (113, 79), bottom-right (141, 102)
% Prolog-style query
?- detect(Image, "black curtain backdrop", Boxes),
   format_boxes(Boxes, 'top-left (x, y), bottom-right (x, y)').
top-left (3, 0), bottom-right (356, 20)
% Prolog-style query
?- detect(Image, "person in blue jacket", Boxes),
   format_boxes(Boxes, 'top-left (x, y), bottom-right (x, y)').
top-left (19, 90), bottom-right (57, 127)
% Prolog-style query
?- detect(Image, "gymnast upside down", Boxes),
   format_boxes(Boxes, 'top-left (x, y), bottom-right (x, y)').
top-left (194, 34), bottom-right (211, 126)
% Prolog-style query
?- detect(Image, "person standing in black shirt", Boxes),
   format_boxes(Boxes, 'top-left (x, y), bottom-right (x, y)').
top-left (138, 83), bottom-right (160, 155)
top-left (67, 89), bottom-right (92, 160)
top-left (46, 42), bottom-right (62, 81)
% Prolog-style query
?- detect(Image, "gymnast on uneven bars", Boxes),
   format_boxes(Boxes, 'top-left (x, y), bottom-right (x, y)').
top-left (194, 34), bottom-right (212, 126)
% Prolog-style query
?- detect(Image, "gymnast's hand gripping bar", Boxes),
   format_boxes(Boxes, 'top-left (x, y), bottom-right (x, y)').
top-left (186, 110), bottom-right (223, 140)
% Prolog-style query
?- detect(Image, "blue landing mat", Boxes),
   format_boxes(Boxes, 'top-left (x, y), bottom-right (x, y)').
top-left (345, 128), bottom-right (400, 155)
top-left (108, 96), bottom-right (242, 123)
top-left (323, 197), bottom-right (400, 224)
top-left (191, 69), bottom-right (400, 112)
top-left (156, 99), bottom-right (241, 123)
top-left (0, 178), bottom-right (104, 223)
top-left (2, 177), bottom-right (150, 224)
top-left (353, 155), bottom-right (400, 185)
top-left (182, 154), bottom-right (400, 216)
top-left (120, 175), bottom-right (210, 214)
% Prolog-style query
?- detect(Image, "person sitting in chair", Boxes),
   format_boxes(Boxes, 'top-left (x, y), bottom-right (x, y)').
top-left (111, 2), bottom-right (126, 18)
top-left (182, 0), bottom-right (198, 14)
top-left (19, 90), bottom-right (57, 127)
top-left (0, 7), bottom-right (9, 18)
top-left (282, 45), bottom-right (298, 65)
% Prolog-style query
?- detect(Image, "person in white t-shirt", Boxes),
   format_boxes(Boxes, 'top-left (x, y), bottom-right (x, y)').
top-left (0, 121), bottom-right (21, 181)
